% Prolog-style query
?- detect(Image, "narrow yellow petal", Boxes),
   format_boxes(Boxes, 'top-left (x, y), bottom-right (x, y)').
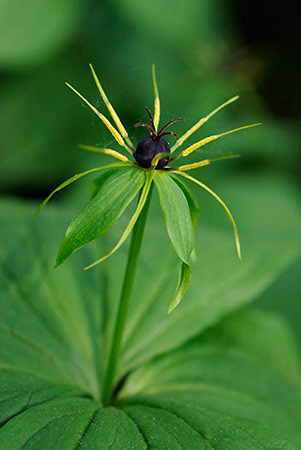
top-left (171, 95), bottom-right (239, 152)
top-left (84, 172), bottom-right (154, 269)
top-left (89, 64), bottom-right (135, 151)
top-left (182, 123), bottom-right (261, 158)
top-left (66, 82), bottom-right (125, 148)
top-left (174, 171), bottom-right (241, 259)
top-left (178, 154), bottom-right (240, 171)
top-left (79, 145), bottom-right (129, 162)
top-left (152, 64), bottom-right (160, 132)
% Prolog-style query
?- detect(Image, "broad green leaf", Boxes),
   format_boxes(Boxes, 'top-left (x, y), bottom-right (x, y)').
top-left (77, 407), bottom-right (148, 449)
top-left (170, 174), bottom-right (200, 229)
top-left (90, 168), bottom-right (122, 200)
top-left (0, 398), bottom-right (97, 449)
top-left (154, 171), bottom-right (194, 263)
top-left (122, 398), bottom-right (298, 449)
top-left (114, 173), bottom-right (300, 375)
top-left (154, 172), bottom-right (194, 311)
top-left (118, 224), bottom-right (298, 376)
top-left (0, 183), bottom-right (300, 448)
top-left (56, 166), bottom-right (144, 266)
top-left (84, 170), bottom-right (154, 269)
top-left (0, 398), bottom-right (147, 449)
top-left (120, 309), bottom-right (301, 446)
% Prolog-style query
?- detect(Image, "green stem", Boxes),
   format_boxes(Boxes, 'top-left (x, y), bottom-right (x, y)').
top-left (102, 183), bottom-right (154, 406)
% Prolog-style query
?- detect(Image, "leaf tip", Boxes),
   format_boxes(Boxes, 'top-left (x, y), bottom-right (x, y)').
top-left (167, 303), bottom-right (176, 314)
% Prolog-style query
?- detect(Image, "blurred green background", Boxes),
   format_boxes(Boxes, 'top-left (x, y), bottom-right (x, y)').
top-left (0, 0), bottom-right (300, 337)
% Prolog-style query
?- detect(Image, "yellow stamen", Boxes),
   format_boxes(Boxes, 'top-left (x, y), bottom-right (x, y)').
top-left (66, 82), bottom-right (126, 149)
top-left (174, 171), bottom-right (241, 260)
top-left (171, 96), bottom-right (239, 152)
top-left (89, 64), bottom-right (134, 151)
top-left (79, 145), bottom-right (129, 162)
top-left (181, 123), bottom-right (261, 157)
top-left (152, 64), bottom-right (160, 132)
top-left (178, 154), bottom-right (240, 171)
top-left (178, 160), bottom-right (211, 171)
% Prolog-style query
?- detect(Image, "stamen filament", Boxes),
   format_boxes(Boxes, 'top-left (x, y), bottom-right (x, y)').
top-left (152, 64), bottom-right (160, 132)
top-left (181, 123), bottom-right (261, 158)
top-left (79, 145), bottom-right (129, 162)
top-left (178, 154), bottom-right (240, 171)
top-left (66, 82), bottom-right (133, 154)
top-left (171, 95), bottom-right (239, 152)
top-left (89, 64), bottom-right (135, 151)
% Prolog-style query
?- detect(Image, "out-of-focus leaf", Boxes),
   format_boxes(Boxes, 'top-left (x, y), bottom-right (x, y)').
top-left (0, 62), bottom-right (97, 191)
top-left (0, 0), bottom-right (81, 69)
top-left (119, 311), bottom-right (301, 447)
top-left (118, 224), bottom-right (298, 376)
top-left (56, 166), bottom-right (144, 266)
top-left (0, 198), bottom-right (299, 447)
top-left (114, 0), bottom-right (217, 46)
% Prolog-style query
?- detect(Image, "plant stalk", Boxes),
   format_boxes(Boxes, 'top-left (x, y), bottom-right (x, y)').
top-left (102, 183), bottom-right (154, 406)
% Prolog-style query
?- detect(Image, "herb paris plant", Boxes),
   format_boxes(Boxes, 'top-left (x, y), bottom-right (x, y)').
top-left (37, 64), bottom-right (260, 314)
top-left (37, 65), bottom-right (260, 406)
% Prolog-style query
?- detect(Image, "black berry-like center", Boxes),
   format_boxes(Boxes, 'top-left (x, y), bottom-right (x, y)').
top-left (134, 136), bottom-right (170, 169)
top-left (133, 106), bottom-right (185, 170)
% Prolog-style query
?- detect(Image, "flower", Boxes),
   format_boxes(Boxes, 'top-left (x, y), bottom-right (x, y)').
top-left (37, 65), bottom-right (260, 312)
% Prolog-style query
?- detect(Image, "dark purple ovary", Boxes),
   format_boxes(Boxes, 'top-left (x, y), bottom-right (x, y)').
top-left (134, 136), bottom-right (170, 169)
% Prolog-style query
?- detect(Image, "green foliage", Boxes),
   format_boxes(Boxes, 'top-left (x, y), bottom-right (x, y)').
top-left (154, 172), bottom-right (194, 311)
top-left (0, 1), bottom-right (300, 446)
top-left (0, 199), bottom-right (300, 447)
top-left (154, 172), bottom-right (194, 264)
top-left (56, 166), bottom-right (144, 266)
top-left (0, 0), bottom-right (81, 68)
top-left (170, 174), bottom-right (200, 229)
